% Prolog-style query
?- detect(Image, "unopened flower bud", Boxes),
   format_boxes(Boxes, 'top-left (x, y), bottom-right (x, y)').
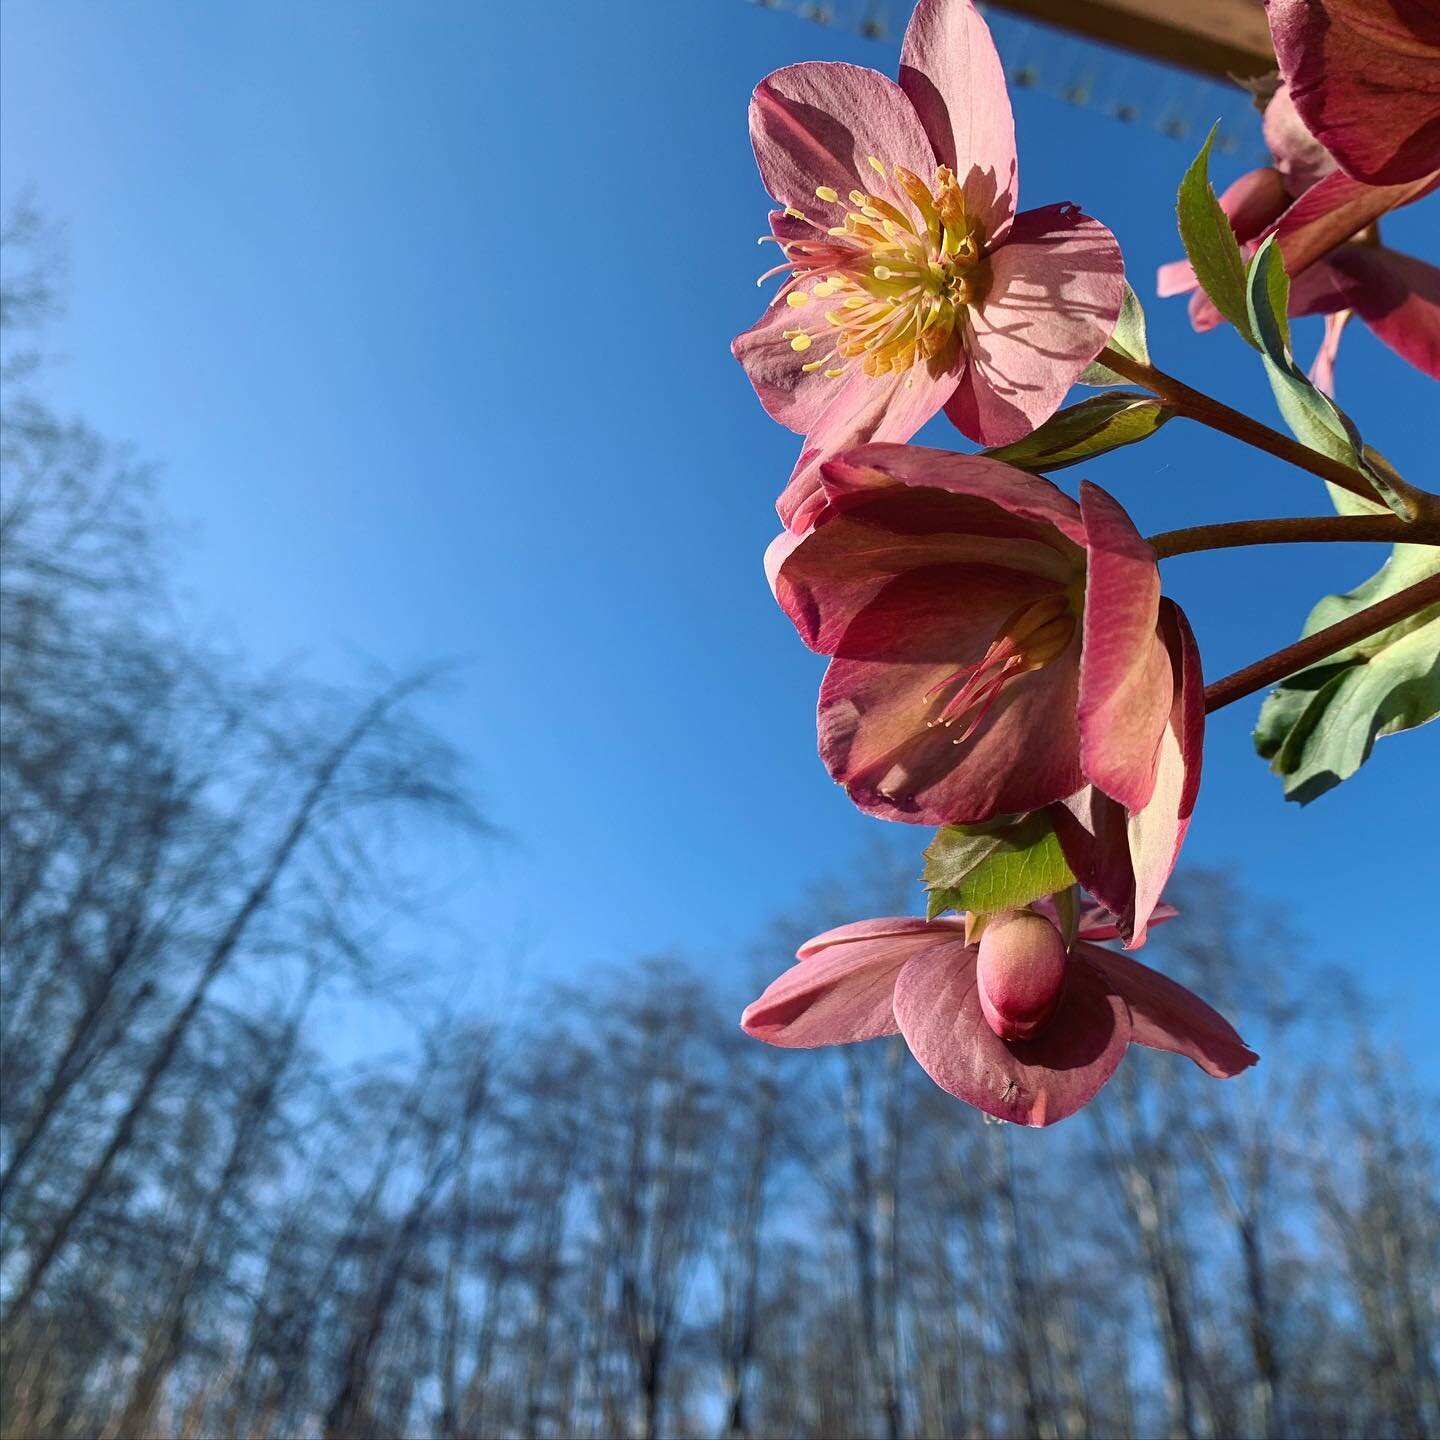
top-left (976, 911), bottom-right (1068, 1041)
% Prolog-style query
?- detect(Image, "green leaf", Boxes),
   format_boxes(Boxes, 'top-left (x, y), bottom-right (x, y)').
top-left (1253, 544), bottom-right (1440, 803)
top-left (980, 392), bottom-right (1173, 472)
top-left (923, 812), bottom-right (1077, 918)
top-left (1176, 124), bottom-right (1255, 346)
top-left (1079, 281), bottom-right (1151, 386)
top-left (1245, 237), bottom-right (1411, 519)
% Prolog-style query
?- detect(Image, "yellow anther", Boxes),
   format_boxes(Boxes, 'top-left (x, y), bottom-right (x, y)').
top-left (786, 291), bottom-right (812, 308)
top-left (842, 295), bottom-right (868, 309)
top-left (867, 155), bottom-right (887, 177)
top-left (801, 359), bottom-right (825, 372)
top-left (815, 185), bottom-right (840, 203)
top-left (824, 367), bottom-right (845, 378)
top-left (849, 190), bottom-right (869, 208)
top-left (873, 265), bottom-right (893, 280)
top-left (790, 334), bottom-right (813, 352)
top-left (784, 206), bottom-right (807, 220)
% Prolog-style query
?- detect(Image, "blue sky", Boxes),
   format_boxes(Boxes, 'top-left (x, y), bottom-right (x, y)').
top-left (3, 0), bottom-right (1436, 1065)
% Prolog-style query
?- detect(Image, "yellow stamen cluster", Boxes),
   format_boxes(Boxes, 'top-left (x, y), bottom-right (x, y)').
top-left (767, 156), bottom-right (990, 382)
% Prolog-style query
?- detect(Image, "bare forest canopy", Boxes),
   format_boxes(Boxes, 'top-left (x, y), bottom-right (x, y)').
top-left (2, 205), bottom-right (1438, 1440)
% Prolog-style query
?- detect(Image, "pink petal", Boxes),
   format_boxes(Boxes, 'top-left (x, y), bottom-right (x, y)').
top-left (742, 925), bottom-right (956, 1047)
top-left (733, 303), bottom-right (836, 438)
top-left (897, 0), bottom-right (1018, 242)
top-left (1329, 246), bottom-right (1440, 380)
top-left (1188, 287), bottom-right (1225, 334)
top-left (822, 443), bottom-right (1090, 544)
top-left (1074, 942), bottom-right (1257, 1078)
top-left (750, 62), bottom-right (937, 214)
top-left (1077, 901), bottom-right (1178, 942)
top-left (893, 946), bottom-right (1131, 1126)
top-left (1274, 168), bottom-right (1440, 279)
top-left (1050, 606), bottom-right (1200, 950)
top-left (775, 365), bottom-right (959, 534)
top-left (1220, 164), bottom-right (1294, 240)
top-left (769, 447), bottom-right (1086, 654)
top-left (817, 565), bottom-right (1084, 824)
top-left (946, 205), bottom-right (1125, 446)
top-left (1050, 788), bottom-right (1136, 927)
top-left (1310, 309), bottom-right (1352, 394)
top-left (1157, 258), bottom-right (1199, 299)
top-left (798, 916), bottom-right (968, 958)
top-left (1123, 601), bottom-right (1203, 949)
top-left (1269, 0), bottom-right (1440, 186)
top-left (1077, 482), bottom-right (1170, 814)
top-left (1262, 84), bottom-right (1338, 196)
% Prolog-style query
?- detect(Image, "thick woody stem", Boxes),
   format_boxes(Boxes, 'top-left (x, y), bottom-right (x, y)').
top-left (1148, 513), bottom-right (1440, 559)
top-left (1097, 345), bottom-right (1438, 518)
top-left (1203, 573), bottom-right (1440, 713)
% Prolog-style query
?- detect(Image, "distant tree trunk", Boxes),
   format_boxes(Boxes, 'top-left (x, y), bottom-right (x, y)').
top-left (1, 683), bottom-right (413, 1339)
top-left (721, 1076), bottom-right (776, 1440)
top-left (115, 979), bottom-right (315, 1436)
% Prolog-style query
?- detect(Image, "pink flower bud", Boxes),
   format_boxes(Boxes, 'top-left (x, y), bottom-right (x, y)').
top-left (976, 911), bottom-right (1068, 1041)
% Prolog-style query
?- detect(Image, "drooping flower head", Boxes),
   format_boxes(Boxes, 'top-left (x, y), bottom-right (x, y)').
top-left (742, 903), bottom-right (1257, 1127)
top-left (1157, 81), bottom-right (1440, 389)
top-left (733, 0), bottom-right (1125, 532)
top-left (766, 443), bottom-right (1201, 945)
top-left (1268, 0), bottom-right (1440, 186)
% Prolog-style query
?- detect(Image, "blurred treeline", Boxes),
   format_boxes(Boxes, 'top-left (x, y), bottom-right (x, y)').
top-left (2, 206), bottom-right (1438, 1440)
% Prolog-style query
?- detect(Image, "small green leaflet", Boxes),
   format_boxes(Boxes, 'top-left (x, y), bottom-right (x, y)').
top-left (1253, 544), bottom-right (1440, 803)
top-left (1245, 236), bottom-right (1410, 518)
top-left (923, 812), bottom-right (1076, 919)
top-left (981, 392), bottom-right (1173, 472)
top-left (1080, 282), bottom-right (1150, 386)
top-left (1176, 124), bottom-right (1255, 347)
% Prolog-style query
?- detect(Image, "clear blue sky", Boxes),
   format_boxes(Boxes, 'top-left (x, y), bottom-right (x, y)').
top-left (3, 1), bottom-right (1435, 1064)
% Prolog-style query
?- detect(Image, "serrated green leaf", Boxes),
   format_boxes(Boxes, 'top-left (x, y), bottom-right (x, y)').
top-left (923, 812), bottom-right (1076, 918)
top-left (981, 392), bottom-right (1173, 472)
top-left (1177, 124), bottom-right (1255, 346)
top-left (1253, 543), bottom-right (1440, 803)
top-left (1245, 237), bottom-right (1410, 519)
top-left (1080, 282), bottom-right (1150, 386)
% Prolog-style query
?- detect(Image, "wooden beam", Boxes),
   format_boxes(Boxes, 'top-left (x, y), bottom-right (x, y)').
top-left (983, 0), bottom-right (1276, 80)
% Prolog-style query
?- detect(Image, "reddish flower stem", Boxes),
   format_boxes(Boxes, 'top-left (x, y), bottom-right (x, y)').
top-left (1097, 345), bottom-right (1439, 519)
top-left (1148, 513), bottom-right (1440, 559)
top-left (1203, 572), bottom-right (1440, 714)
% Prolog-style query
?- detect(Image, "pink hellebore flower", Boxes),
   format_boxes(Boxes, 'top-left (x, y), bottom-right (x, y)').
top-left (732, 0), bottom-right (1124, 533)
top-left (766, 443), bottom-right (1202, 945)
top-left (1157, 83), bottom-right (1440, 388)
top-left (741, 906), bottom-right (1257, 1127)
top-left (1268, 0), bottom-right (1440, 186)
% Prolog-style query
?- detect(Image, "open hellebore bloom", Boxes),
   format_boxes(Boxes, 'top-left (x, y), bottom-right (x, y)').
top-left (741, 905), bottom-right (1257, 1126)
top-left (1268, 0), bottom-right (1440, 186)
top-left (733, 0), bottom-right (1124, 532)
top-left (766, 443), bottom-right (1201, 943)
top-left (1158, 83), bottom-right (1440, 387)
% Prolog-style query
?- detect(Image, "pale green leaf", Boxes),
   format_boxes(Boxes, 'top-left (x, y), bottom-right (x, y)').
top-left (981, 392), bottom-right (1173, 472)
top-left (1080, 282), bottom-right (1151, 386)
top-left (1253, 544), bottom-right (1440, 802)
top-left (923, 813), bottom-right (1076, 918)
top-left (1176, 124), bottom-right (1255, 346)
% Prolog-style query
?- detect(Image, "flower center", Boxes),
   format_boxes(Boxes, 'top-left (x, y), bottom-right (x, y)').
top-left (924, 592), bottom-right (1076, 745)
top-left (757, 157), bottom-right (990, 382)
